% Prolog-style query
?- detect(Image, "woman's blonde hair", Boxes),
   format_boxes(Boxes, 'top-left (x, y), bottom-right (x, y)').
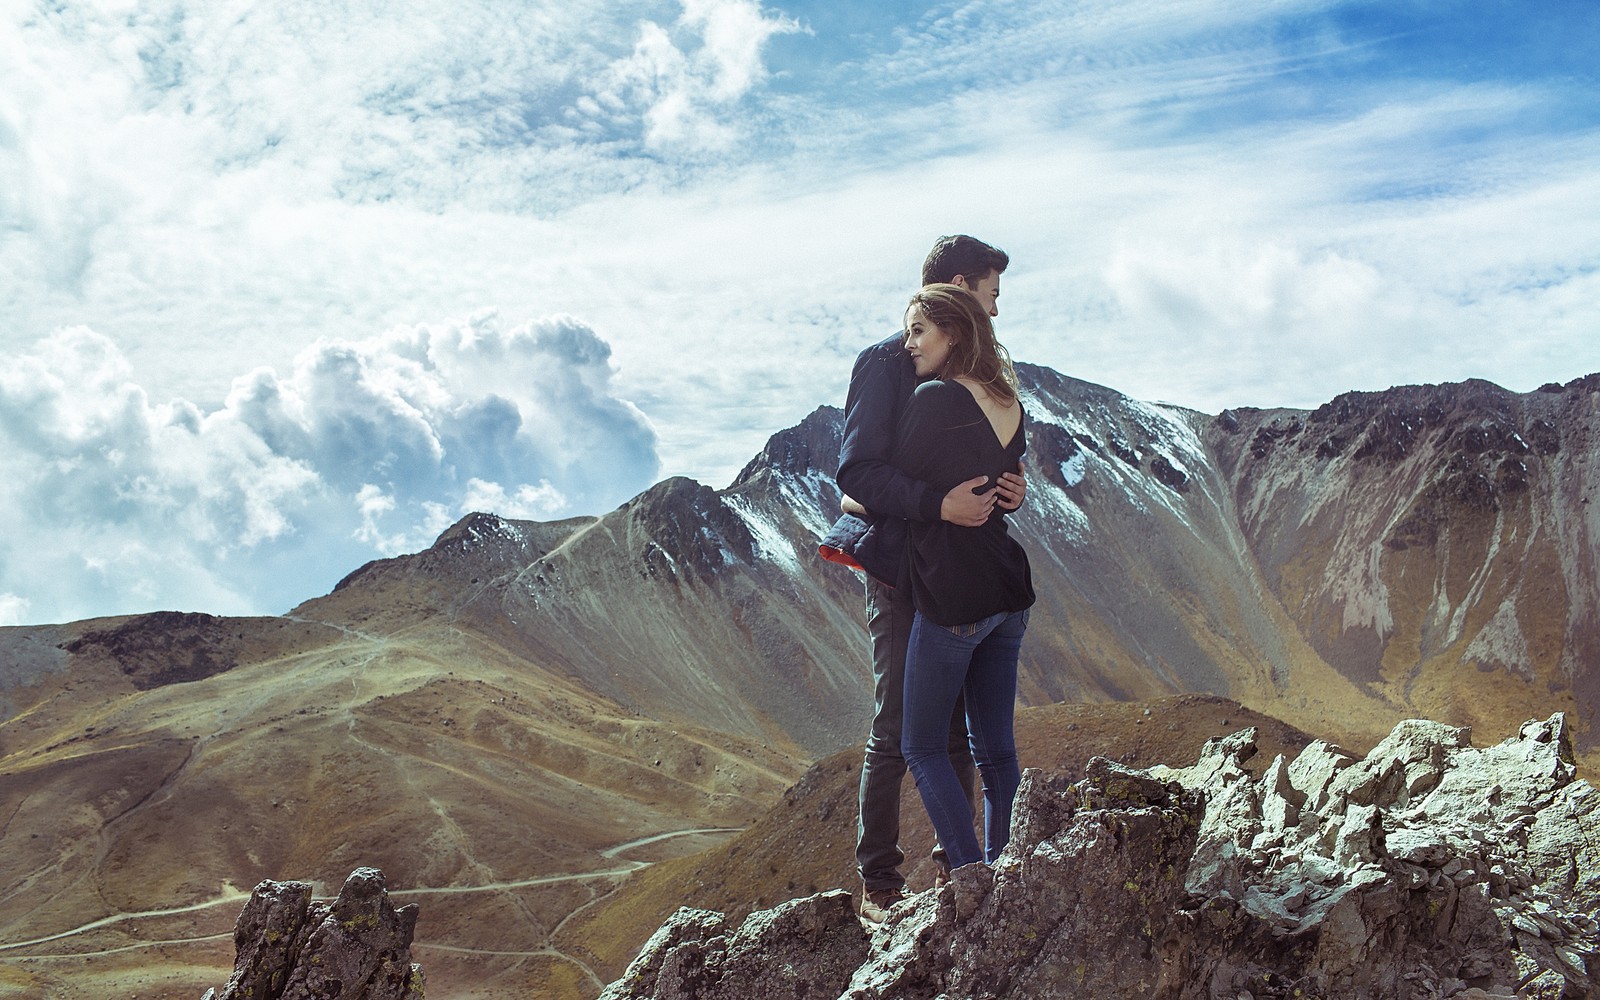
top-left (904, 283), bottom-right (1019, 405)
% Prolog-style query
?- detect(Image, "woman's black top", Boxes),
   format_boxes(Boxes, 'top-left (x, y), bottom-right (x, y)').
top-left (891, 378), bottom-right (1035, 627)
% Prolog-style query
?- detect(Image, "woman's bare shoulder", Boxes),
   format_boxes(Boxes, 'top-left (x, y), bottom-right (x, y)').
top-left (951, 376), bottom-right (1017, 411)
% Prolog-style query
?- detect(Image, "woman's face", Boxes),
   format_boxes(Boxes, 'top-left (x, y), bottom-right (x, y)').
top-left (904, 305), bottom-right (952, 378)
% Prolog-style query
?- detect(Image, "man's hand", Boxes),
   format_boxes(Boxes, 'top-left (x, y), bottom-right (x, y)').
top-left (941, 476), bottom-right (996, 526)
top-left (994, 462), bottom-right (1027, 512)
top-left (841, 494), bottom-right (868, 517)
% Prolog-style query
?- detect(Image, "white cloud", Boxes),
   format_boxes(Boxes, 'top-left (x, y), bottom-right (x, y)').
top-left (1108, 237), bottom-right (1385, 347)
top-left (462, 478), bottom-right (568, 521)
top-left (589, 0), bottom-right (804, 151)
top-left (0, 318), bottom-right (658, 623)
top-left (0, 593), bottom-right (31, 627)
top-left (3, 0), bottom-right (1598, 623)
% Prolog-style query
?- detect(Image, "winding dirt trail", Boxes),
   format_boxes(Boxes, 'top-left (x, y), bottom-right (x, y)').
top-left (0, 826), bottom-right (738, 969)
top-left (0, 891), bottom-right (251, 953)
top-left (398, 827), bottom-right (741, 990)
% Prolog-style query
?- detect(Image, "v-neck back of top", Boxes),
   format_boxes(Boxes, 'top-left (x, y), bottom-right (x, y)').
top-left (952, 377), bottom-right (1023, 451)
top-left (889, 378), bottom-right (1035, 627)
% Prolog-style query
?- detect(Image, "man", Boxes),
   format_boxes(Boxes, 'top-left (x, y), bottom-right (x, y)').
top-left (819, 235), bottom-right (1025, 923)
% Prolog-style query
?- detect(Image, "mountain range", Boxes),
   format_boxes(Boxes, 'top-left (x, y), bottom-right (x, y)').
top-left (1, 363), bottom-right (1596, 999)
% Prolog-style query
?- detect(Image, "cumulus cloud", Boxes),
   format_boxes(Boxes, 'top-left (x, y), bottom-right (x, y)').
top-left (0, 316), bottom-right (658, 623)
top-left (4, 0), bottom-right (1599, 626)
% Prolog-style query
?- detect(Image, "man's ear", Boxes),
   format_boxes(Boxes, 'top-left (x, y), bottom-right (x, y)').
top-left (949, 274), bottom-right (969, 289)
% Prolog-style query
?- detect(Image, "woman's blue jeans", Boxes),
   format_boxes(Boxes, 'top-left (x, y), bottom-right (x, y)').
top-left (902, 608), bottom-right (1028, 870)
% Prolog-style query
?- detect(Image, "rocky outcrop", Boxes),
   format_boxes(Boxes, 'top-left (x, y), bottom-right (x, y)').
top-left (1146, 714), bottom-right (1598, 998)
top-left (201, 868), bottom-right (423, 1000)
top-left (730, 404), bottom-right (845, 485)
top-left (62, 612), bottom-right (246, 689)
top-left (599, 890), bottom-right (870, 1000)
top-left (604, 716), bottom-right (1599, 1000)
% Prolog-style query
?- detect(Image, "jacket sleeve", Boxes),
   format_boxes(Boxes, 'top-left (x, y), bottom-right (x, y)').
top-left (835, 345), bottom-right (945, 524)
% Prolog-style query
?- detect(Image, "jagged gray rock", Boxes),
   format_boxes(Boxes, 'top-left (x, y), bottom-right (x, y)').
top-left (1146, 713), bottom-right (1598, 998)
top-left (603, 715), bottom-right (1600, 1000)
top-left (201, 867), bottom-right (424, 1000)
top-left (599, 889), bottom-right (869, 1000)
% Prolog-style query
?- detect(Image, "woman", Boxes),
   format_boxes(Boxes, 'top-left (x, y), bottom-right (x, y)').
top-left (893, 283), bottom-right (1035, 871)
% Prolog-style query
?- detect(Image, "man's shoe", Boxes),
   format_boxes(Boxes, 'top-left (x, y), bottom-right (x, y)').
top-left (858, 887), bottom-right (906, 925)
top-left (933, 864), bottom-right (953, 889)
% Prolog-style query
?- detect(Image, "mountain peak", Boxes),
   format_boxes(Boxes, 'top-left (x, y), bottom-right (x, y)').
top-left (729, 405), bottom-right (843, 489)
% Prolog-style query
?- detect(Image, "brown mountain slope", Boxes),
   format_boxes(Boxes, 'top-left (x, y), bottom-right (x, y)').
top-left (293, 480), bottom-right (870, 759)
top-left (1209, 375), bottom-right (1600, 745)
top-left (0, 613), bottom-right (802, 1000)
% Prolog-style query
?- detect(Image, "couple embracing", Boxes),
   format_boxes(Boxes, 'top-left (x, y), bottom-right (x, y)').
top-left (820, 235), bottom-right (1035, 924)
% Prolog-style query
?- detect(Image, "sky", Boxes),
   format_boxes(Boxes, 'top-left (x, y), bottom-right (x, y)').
top-left (2, 0), bottom-right (1597, 626)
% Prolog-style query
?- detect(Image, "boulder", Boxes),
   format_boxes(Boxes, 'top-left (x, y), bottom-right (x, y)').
top-left (201, 867), bottom-right (423, 1000)
top-left (599, 890), bottom-right (868, 1000)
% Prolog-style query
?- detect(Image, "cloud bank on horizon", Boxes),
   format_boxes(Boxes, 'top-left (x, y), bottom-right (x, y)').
top-left (0, 318), bottom-right (657, 622)
top-left (2, 0), bottom-right (1597, 624)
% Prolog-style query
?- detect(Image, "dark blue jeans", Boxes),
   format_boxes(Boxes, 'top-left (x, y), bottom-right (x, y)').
top-left (902, 608), bottom-right (1027, 870)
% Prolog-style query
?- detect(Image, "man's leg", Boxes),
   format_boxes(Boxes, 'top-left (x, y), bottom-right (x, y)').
top-left (857, 577), bottom-right (912, 896)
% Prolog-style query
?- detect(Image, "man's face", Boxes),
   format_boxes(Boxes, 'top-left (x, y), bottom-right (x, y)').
top-left (954, 270), bottom-right (1001, 317)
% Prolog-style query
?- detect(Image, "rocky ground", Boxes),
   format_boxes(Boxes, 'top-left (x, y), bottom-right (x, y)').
top-left (599, 713), bottom-right (1599, 1000)
top-left (554, 694), bottom-right (1321, 989)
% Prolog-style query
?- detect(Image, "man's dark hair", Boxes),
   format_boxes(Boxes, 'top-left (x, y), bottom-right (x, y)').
top-left (921, 235), bottom-right (1009, 287)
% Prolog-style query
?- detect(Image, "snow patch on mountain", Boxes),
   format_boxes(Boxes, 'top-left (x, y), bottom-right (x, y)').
top-left (1126, 400), bottom-right (1206, 467)
top-left (725, 496), bottom-right (802, 573)
top-left (1025, 409), bottom-right (1146, 516)
top-left (701, 524), bottom-right (744, 568)
top-left (778, 470), bottom-right (837, 541)
top-left (1059, 451), bottom-right (1087, 487)
top-left (1031, 481), bottom-right (1091, 542)
top-left (456, 513), bottom-right (528, 551)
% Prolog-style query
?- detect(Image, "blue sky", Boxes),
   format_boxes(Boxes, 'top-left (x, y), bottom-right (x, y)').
top-left (2, 0), bottom-right (1597, 625)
